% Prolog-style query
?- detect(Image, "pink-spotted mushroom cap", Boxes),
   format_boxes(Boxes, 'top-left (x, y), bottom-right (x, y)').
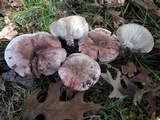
top-left (58, 53), bottom-right (101, 91)
top-left (78, 28), bottom-right (120, 62)
top-left (49, 15), bottom-right (89, 46)
top-left (116, 23), bottom-right (154, 53)
top-left (4, 32), bottom-right (67, 77)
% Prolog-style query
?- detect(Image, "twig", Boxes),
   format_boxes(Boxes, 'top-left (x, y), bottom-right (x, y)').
top-left (63, 0), bottom-right (77, 15)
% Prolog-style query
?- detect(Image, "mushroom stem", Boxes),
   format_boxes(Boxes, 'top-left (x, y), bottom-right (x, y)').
top-left (65, 35), bottom-right (74, 46)
top-left (122, 41), bottom-right (134, 49)
top-left (30, 57), bottom-right (40, 78)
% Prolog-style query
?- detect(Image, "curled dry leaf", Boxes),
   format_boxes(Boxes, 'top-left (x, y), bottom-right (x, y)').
top-left (23, 81), bottom-right (102, 120)
top-left (0, 16), bottom-right (18, 40)
top-left (128, 71), bottom-right (160, 111)
top-left (109, 10), bottom-right (124, 28)
top-left (121, 62), bottom-right (137, 77)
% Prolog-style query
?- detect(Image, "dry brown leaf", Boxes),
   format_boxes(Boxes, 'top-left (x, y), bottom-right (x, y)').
top-left (102, 65), bottom-right (160, 113)
top-left (101, 65), bottom-right (139, 98)
top-left (149, 112), bottom-right (156, 120)
top-left (8, 0), bottom-right (22, 7)
top-left (0, 76), bottom-right (5, 91)
top-left (121, 62), bottom-right (137, 77)
top-left (23, 81), bottom-right (102, 120)
top-left (101, 68), bottom-right (124, 98)
top-left (2, 69), bottom-right (33, 88)
top-left (0, 0), bottom-right (11, 16)
top-left (143, 87), bottom-right (160, 112)
top-left (133, 83), bottom-right (160, 108)
top-left (109, 10), bottom-right (124, 28)
top-left (130, 72), bottom-right (152, 84)
top-left (0, 16), bottom-right (18, 40)
top-left (130, 0), bottom-right (160, 18)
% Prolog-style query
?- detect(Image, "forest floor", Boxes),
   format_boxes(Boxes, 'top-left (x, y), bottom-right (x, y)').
top-left (0, 0), bottom-right (160, 120)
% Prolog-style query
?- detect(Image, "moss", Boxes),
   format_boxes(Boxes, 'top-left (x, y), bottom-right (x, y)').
top-left (87, 88), bottom-right (103, 103)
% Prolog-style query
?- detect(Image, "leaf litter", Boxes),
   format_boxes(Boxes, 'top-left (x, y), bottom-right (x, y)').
top-left (23, 81), bottom-right (102, 120)
top-left (101, 64), bottom-right (160, 113)
top-left (0, 16), bottom-right (18, 40)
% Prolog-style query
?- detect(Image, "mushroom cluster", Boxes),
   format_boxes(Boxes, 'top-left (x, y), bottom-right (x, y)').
top-left (4, 15), bottom-right (155, 91)
top-left (5, 32), bottom-right (67, 77)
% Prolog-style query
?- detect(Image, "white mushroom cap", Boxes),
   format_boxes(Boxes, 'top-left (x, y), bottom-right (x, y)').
top-left (116, 23), bottom-right (154, 53)
top-left (4, 32), bottom-right (67, 77)
top-left (58, 53), bottom-right (101, 91)
top-left (49, 15), bottom-right (89, 46)
top-left (5, 34), bottom-right (34, 76)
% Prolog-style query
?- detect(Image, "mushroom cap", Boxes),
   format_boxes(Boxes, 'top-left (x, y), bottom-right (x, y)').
top-left (49, 15), bottom-right (89, 41)
top-left (37, 47), bottom-right (67, 76)
top-left (116, 23), bottom-right (154, 53)
top-left (58, 53), bottom-right (101, 91)
top-left (5, 32), bottom-right (67, 77)
top-left (78, 28), bottom-right (120, 62)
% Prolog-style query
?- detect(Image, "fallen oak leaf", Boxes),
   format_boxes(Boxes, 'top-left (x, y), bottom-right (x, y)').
top-left (130, 72), bottom-right (152, 84)
top-left (0, 16), bottom-right (18, 40)
top-left (122, 74), bottom-right (160, 107)
top-left (101, 69), bottom-right (124, 98)
top-left (142, 85), bottom-right (160, 112)
top-left (121, 75), bottom-right (140, 97)
top-left (23, 81), bottom-right (102, 120)
top-left (133, 83), bottom-right (160, 106)
top-left (101, 65), bottom-right (139, 98)
top-left (102, 65), bottom-right (160, 113)
top-left (101, 63), bottom-right (140, 98)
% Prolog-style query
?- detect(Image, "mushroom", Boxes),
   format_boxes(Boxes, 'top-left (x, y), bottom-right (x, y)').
top-left (78, 28), bottom-right (120, 62)
top-left (4, 32), bottom-right (67, 77)
top-left (116, 23), bottom-right (154, 53)
top-left (58, 53), bottom-right (101, 91)
top-left (49, 15), bottom-right (89, 46)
